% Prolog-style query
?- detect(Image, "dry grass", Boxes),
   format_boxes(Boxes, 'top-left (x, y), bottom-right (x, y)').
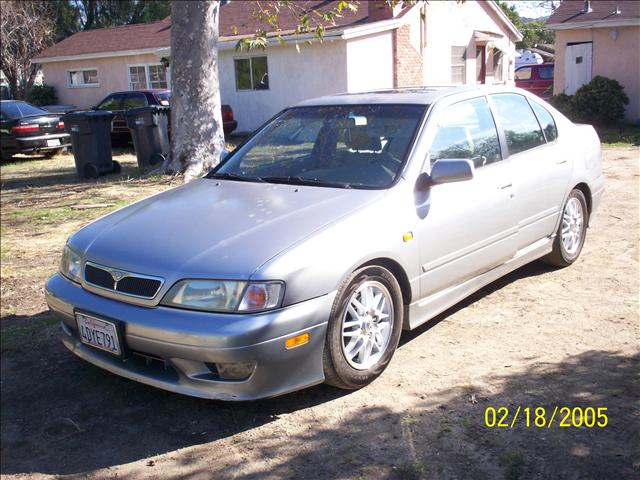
top-left (0, 149), bottom-right (176, 318)
top-left (0, 136), bottom-right (247, 319)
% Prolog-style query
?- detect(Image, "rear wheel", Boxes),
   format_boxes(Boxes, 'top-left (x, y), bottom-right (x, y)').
top-left (83, 163), bottom-right (99, 179)
top-left (111, 160), bottom-right (121, 174)
top-left (1, 149), bottom-right (13, 162)
top-left (542, 189), bottom-right (588, 267)
top-left (323, 266), bottom-right (403, 390)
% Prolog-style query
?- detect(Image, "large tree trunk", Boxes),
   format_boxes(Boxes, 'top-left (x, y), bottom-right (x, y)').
top-left (168, 0), bottom-right (226, 182)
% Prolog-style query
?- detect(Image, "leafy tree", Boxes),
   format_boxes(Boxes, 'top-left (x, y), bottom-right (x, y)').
top-left (496, 1), bottom-right (554, 49)
top-left (0, 1), bottom-right (56, 100)
top-left (50, 0), bottom-right (171, 40)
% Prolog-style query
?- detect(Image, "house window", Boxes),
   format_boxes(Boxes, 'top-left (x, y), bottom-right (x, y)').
top-left (148, 65), bottom-right (168, 88)
top-left (68, 69), bottom-right (99, 87)
top-left (451, 47), bottom-right (466, 84)
top-left (234, 56), bottom-right (269, 91)
top-left (128, 64), bottom-right (168, 90)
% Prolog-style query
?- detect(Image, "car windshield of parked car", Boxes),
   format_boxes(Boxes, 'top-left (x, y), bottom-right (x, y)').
top-left (1, 101), bottom-right (47, 119)
top-left (210, 104), bottom-right (426, 189)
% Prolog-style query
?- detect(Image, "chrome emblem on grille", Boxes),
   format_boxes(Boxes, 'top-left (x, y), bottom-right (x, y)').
top-left (110, 270), bottom-right (125, 282)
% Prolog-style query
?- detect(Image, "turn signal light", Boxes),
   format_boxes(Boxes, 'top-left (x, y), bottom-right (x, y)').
top-left (285, 333), bottom-right (309, 349)
top-left (57, 121), bottom-right (65, 129)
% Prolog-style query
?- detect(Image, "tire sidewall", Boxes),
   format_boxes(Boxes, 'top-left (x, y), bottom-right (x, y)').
top-left (325, 266), bottom-right (403, 389)
top-left (558, 189), bottom-right (588, 264)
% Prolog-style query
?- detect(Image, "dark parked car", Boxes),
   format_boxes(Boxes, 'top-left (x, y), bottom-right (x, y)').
top-left (93, 89), bottom-right (238, 144)
top-left (0, 100), bottom-right (71, 161)
top-left (515, 63), bottom-right (554, 99)
top-left (42, 104), bottom-right (78, 115)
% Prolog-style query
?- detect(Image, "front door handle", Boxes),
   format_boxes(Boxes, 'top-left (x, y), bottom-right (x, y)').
top-left (499, 183), bottom-right (513, 190)
top-left (556, 159), bottom-right (568, 165)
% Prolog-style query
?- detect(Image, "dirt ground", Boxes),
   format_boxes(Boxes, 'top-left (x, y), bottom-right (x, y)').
top-left (1, 146), bottom-right (638, 480)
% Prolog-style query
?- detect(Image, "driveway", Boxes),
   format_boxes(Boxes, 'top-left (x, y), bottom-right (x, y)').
top-left (1, 146), bottom-right (638, 479)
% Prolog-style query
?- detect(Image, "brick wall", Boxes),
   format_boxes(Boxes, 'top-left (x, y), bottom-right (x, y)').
top-left (393, 24), bottom-right (423, 87)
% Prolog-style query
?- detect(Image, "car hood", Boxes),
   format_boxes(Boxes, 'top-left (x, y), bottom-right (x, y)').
top-left (71, 178), bottom-right (382, 280)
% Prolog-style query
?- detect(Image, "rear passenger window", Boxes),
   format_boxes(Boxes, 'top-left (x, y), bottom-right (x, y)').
top-left (96, 94), bottom-right (124, 111)
top-left (538, 65), bottom-right (554, 79)
top-left (491, 94), bottom-right (545, 156)
top-left (122, 93), bottom-right (147, 109)
top-left (529, 100), bottom-right (558, 142)
top-left (430, 97), bottom-right (501, 168)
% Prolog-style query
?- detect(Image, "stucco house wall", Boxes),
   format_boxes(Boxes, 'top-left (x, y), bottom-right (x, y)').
top-left (219, 39), bottom-right (349, 132)
top-left (41, 53), bottom-right (164, 108)
top-left (553, 26), bottom-right (640, 122)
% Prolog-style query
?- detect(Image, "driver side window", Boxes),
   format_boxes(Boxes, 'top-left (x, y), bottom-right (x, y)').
top-left (430, 97), bottom-right (502, 168)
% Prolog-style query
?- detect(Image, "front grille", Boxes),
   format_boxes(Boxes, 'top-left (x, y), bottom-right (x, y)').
top-left (85, 264), bottom-right (115, 289)
top-left (84, 263), bottom-right (163, 299)
top-left (116, 276), bottom-right (162, 298)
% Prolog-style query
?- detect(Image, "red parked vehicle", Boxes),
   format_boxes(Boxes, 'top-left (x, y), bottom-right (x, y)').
top-left (515, 63), bottom-right (554, 99)
top-left (93, 89), bottom-right (238, 144)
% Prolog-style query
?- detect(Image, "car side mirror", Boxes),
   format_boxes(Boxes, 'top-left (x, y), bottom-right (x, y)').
top-left (415, 159), bottom-right (474, 192)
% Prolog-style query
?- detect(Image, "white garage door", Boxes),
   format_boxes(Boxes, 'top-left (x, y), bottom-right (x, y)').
top-left (564, 42), bottom-right (593, 95)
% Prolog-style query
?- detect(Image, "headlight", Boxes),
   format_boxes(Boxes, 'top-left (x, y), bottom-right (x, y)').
top-left (161, 280), bottom-right (284, 313)
top-left (60, 244), bottom-right (82, 283)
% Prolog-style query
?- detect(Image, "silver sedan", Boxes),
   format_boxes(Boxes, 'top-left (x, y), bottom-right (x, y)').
top-left (45, 86), bottom-right (604, 400)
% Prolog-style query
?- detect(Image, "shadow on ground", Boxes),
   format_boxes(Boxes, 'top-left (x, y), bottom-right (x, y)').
top-left (1, 259), bottom-right (637, 478)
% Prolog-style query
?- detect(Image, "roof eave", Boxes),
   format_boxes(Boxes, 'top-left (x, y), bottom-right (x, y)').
top-left (547, 18), bottom-right (640, 30)
top-left (34, 46), bottom-right (166, 63)
top-left (485, 0), bottom-right (523, 41)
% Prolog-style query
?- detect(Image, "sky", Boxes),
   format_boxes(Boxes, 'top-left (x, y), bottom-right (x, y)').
top-left (505, 1), bottom-right (556, 19)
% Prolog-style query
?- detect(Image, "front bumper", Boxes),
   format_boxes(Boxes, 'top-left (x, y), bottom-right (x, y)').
top-left (45, 274), bottom-right (333, 401)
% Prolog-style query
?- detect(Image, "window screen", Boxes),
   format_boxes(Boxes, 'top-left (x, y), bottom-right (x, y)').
top-left (451, 47), bottom-right (466, 84)
top-left (234, 56), bottom-right (269, 90)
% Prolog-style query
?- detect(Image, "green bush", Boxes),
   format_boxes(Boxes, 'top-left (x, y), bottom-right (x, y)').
top-left (550, 93), bottom-right (576, 119)
top-left (28, 84), bottom-right (58, 106)
top-left (573, 76), bottom-right (629, 125)
top-left (551, 76), bottom-right (628, 126)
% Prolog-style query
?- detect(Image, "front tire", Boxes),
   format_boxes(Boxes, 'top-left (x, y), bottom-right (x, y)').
top-left (323, 266), bottom-right (403, 390)
top-left (543, 189), bottom-right (588, 267)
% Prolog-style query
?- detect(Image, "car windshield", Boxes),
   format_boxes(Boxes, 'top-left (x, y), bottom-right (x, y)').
top-left (209, 104), bottom-right (426, 189)
top-left (1, 101), bottom-right (47, 119)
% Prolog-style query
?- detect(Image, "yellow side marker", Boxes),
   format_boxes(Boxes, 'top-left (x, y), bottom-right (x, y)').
top-left (403, 231), bottom-right (414, 242)
top-left (285, 333), bottom-right (310, 349)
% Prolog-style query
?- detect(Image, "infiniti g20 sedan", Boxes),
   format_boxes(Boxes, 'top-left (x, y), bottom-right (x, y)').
top-left (45, 86), bottom-right (604, 400)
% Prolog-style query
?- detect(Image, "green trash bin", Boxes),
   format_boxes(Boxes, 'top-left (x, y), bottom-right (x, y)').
top-left (64, 111), bottom-right (120, 179)
top-left (125, 106), bottom-right (170, 168)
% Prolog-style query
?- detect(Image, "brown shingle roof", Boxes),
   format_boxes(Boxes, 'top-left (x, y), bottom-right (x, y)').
top-left (547, 0), bottom-right (640, 25)
top-left (35, 1), bottom-right (374, 60)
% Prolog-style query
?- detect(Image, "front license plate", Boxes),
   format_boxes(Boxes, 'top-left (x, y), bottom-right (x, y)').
top-left (76, 313), bottom-right (122, 356)
top-left (46, 139), bottom-right (61, 147)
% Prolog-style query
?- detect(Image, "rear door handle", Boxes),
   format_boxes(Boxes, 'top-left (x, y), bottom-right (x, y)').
top-left (556, 159), bottom-right (568, 165)
top-left (499, 183), bottom-right (512, 189)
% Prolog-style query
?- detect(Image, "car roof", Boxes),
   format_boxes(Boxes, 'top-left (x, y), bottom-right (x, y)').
top-left (104, 89), bottom-right (170, 95)
top-left (294, 85), bottom-right (542, 108)
top-left (294, 86), bottom-right (488, 107)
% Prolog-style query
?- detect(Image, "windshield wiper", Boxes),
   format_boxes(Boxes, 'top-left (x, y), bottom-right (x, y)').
top-left (261, 176), bottom-right (351, 189)
top-left (208, 172), bottom-right (266, 183)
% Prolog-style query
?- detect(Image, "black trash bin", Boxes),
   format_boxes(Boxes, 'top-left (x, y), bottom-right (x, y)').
top-left (125, 106), bottom-right (170, 168)
top-left (64, 111), bottom-right (120, 179)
